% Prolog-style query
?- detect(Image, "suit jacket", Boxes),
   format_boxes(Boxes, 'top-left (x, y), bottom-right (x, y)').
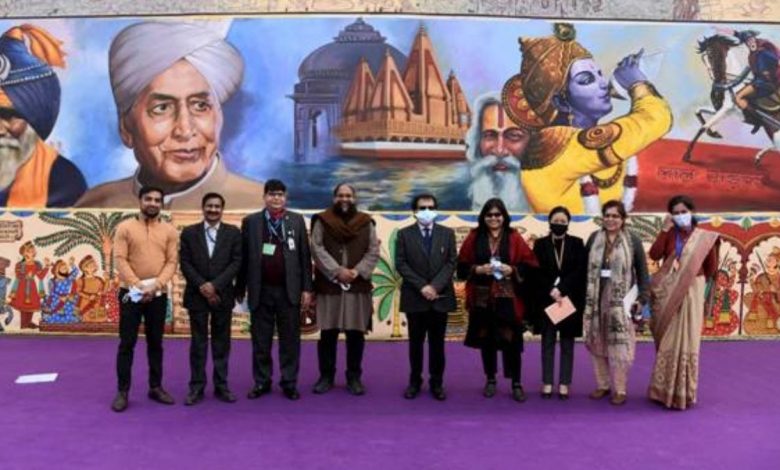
top-left (179, 221), bottom-right (242, 313)
top-left (235, 209), bottom-right (313, 311)
top-left (530, 234), bottom-right (586, 337)
top-left (395, 223), bottom-right (457, 314)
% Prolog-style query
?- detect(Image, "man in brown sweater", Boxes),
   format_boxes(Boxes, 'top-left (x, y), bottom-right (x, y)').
top-left (111, 186), bottom-right (179, 412)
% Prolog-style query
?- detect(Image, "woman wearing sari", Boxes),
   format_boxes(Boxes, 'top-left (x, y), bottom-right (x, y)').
top-left (648, 195), bottom-right (719, 410)
top-left (584, 200), bottom-right (650, 406)
top-left (457, 198), bottom-right (538, 402)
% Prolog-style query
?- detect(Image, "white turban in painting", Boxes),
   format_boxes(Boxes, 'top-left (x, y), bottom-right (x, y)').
top-left (109, 21), bottom-right (244, 115)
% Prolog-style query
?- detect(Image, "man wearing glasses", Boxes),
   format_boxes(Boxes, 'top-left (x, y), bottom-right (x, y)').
top-left (395, 194), bottom-right (457, 400)
top-left (236, 180), bottom-right (313, 400)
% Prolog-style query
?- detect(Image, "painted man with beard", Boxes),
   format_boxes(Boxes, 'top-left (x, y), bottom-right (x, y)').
top-left (0, 25), bottom-right (86, 207)
top-left (111, 186), bottom-right (179, 412)
top-left (466, 92), bottom-right (530, 212)
top-left (76, 21), bottom-right (264, 209)
top-left (311, 183), bottom-right (379, 396)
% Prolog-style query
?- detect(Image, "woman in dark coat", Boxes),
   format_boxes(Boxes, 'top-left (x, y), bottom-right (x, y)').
top-left (457, 198), bottom-right (538, 402)
top-left (531, 206), bottom-right (586, 400)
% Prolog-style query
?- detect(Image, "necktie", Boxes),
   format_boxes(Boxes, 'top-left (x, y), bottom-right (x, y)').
top-left (207, 227), bottom-right (216, 257)
top-left (423, 228), bottom-right (432, 254)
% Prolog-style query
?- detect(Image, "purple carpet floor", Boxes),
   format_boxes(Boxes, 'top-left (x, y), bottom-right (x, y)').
top-left (1, 336), bottom-right (778, 470)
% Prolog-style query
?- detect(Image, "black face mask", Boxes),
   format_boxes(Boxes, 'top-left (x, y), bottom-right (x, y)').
top-left (550, 223), bottom-right (568, 236)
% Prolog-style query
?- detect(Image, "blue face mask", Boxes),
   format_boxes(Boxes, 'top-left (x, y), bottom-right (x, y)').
top-left (672, 213), bottom-right (692, 228)
top-left (415, 209), bottom-right (438, 226)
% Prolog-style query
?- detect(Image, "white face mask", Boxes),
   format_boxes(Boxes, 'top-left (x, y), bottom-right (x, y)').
top-left (415, 209), bottom-right (438, 226)
top-left (672, 213), bottom-right (692, 228)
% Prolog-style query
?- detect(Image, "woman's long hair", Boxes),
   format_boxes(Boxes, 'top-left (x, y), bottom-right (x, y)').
top-left (477, 198), bottom-right (512, 234)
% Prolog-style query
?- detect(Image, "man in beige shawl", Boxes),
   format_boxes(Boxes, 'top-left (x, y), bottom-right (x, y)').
top-left (76, 21), bottom-right (263, 209)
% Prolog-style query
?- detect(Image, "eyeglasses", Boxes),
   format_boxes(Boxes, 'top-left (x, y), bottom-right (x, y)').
top-left (603, 214), bottom-right (622, 219)
top-left (485, 212), bottom-right (503, 218)
top-left (417, 205), bottom-right (436, 210)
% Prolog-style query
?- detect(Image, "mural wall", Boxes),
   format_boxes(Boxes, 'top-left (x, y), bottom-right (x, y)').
top-left (1, 17), bottom-right (780, 213)
top-left (1, 14), bottom-right (779, 339)
top-left (1, 209), bottom-right (778, 339)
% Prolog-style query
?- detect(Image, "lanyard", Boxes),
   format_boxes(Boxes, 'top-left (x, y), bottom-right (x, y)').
top-left (265, 211), bottom-right (285, 242)
top-left (553, 237), bottom-right (566, 270)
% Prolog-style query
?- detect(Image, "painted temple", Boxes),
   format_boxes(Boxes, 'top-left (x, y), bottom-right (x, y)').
top-left (289, 18), bottom-right (407, 162)
top-left (335, 25), bottom-right (472, 159)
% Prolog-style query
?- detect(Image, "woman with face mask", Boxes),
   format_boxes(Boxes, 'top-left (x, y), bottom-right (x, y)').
top-left (583, 200), bottom-right (650, 406)
top-left (647, 195), bottom-right (720, 410)
top-left (531, 206), bottom-right (587, 400)
top-left (457, 198), bottom-right (539, 402)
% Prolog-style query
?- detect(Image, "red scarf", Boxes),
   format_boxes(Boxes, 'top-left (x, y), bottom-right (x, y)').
top-left (458, 228), bottom-right (538, 323)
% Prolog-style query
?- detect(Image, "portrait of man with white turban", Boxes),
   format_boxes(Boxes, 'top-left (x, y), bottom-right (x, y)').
top-left (76, 21), bottom-right (264, 209)
top-left (0, 24), bottom-right (87, 208)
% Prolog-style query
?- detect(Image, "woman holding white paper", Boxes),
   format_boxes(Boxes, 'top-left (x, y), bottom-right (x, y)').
top-left (532, 206), bottom-right (587, 400)
top-left (584, 200), bottom-right (649, 406)
top-left (647, 195), bottom-right (719, 410)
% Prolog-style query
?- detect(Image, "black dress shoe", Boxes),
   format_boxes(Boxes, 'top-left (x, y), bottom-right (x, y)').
top-left (483, 380), bottom-right (497, 398)
top-left (184, 390), bottom-right (204, 406)
top-left (346, 377), bottom-right (365, 396)
top-left (403, 383), bottom-right (421, 399)
top-left (215, 389), bottom-right (237, 403)
top-left (312, 376), bottom-right (334, 394)
top-left (282, 387), bottom-right (301, 401)
top-left (430, 385), bottom-right (446, 401)
top-left (246, 384), bottom-right (271, 400)
top-left (512, 385), bottom-right (527, 403)
top-left (148, 387), bottom-right (175, 405)
top-left (111, 391), bottom-right (128, 412)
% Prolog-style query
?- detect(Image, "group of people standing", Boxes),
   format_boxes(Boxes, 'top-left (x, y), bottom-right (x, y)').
top-left (108, 181), bottom-right (718, 413)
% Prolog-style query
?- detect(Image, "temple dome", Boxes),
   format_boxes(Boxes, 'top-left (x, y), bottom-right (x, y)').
top-left (298, 18), bottom-right (407, 80)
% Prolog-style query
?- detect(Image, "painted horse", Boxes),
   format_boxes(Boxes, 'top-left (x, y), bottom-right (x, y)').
top-left (683, 34), bottom-right (780, 166)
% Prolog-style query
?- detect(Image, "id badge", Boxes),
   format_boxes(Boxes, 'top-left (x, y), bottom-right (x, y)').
top-left (600, 269), bottom-right (612, 278)
top-left (287, 237), bottom-right (296, 251)
top-left (262, 243), bottom-right (276, 256)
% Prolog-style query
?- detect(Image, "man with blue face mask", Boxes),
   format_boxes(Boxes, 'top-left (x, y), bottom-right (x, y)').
top-left (395, 194), bottom-right (457, 400)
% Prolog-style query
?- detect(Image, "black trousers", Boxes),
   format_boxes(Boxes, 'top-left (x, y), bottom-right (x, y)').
top-left (116, 290), bottom-right (167, 392)
top-left (318, 329), bottom-right (364, 380)
top-left (480, 340), bottom-right (522, 384)
top-left (541, 322), bottom-right (575, 385)
top-left (406, 310), bottom-right (448, 387)
top-left (250, 286), bottom-right (301, 389)
top-left (188, 308), bottom-right (232, 393)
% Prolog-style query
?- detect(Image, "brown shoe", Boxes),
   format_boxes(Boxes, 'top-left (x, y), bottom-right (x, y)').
top-left (148, 387), bottom-right (175, 405)
top-left (589, 388), bottom-right (610, 400)
top-left (111, 391), bottom-right (128, 412)
top-left (610, 393), bottom-right (627, 406)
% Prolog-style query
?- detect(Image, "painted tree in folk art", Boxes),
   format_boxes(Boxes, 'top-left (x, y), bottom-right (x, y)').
top-left (372, 228), bottom-right (404, 338)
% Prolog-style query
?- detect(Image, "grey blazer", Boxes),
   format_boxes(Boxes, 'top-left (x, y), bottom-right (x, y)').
top-left (395, 223), bottom-right (457, 314)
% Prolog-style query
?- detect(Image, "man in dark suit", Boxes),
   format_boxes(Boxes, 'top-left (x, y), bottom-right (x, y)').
top-left (236, 179), bottom-right (313, 400)
top-left (179, 192), bottom-right (242, 405)
top-left (395, 193), bottom-right (457, 401)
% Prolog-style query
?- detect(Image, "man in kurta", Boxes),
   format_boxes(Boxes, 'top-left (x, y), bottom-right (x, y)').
top-left (75, 21), bottom-right (264, 210)
top-left (0, 24), bottom-right (87, 207)
top-left (9, 241), bottom-right (48, 330)
top-left (501, 23), bottom-right (673, 214)
top-left (311, 183), bottom-right (379, 396)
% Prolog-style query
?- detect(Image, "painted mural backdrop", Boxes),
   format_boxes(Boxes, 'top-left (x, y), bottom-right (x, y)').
top-left (1, 14), bottom-right (780, 339)
top-left (0, 210), bottom-right (778, 339)
top-left (1, 16), bottom-right (780, 213)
